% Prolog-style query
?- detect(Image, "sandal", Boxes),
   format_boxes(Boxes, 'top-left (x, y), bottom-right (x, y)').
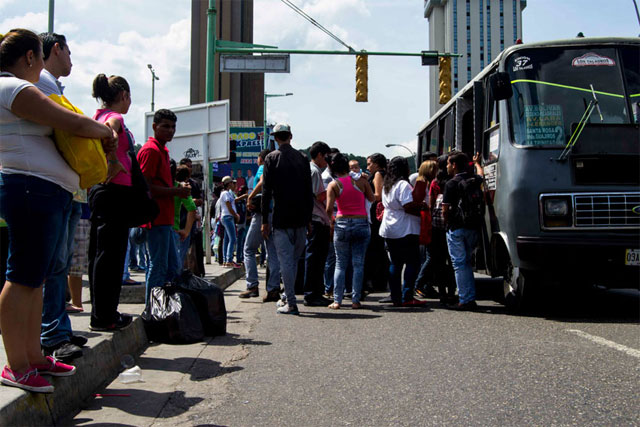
top-left (65, 303), bottom-right (84, 313)
top-left (328, 302), bottom-right (341, 310)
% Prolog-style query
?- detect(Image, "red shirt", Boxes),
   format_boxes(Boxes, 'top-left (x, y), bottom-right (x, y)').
top-left (137, 137), bottom-right (174, 226)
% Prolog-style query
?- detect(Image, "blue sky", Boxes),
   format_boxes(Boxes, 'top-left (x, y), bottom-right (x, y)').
top-left (1, 0), bottom-right (638, 159)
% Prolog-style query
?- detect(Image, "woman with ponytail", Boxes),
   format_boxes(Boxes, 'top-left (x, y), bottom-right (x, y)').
top-left (87, 73), bottom-right (135, 331)
top-left (0, 29), bottom-right (117, 393)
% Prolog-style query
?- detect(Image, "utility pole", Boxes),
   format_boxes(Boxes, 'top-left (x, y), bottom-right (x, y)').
top-left (48, 0), bottom-right (54, 32)
top-left (147, 64), bottom-right (159, 112)
top-left (206, 0), bottom-right (217, 102)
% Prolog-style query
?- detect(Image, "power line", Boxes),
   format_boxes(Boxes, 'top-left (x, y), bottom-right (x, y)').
top-left (280, 0), bottom-right (355, 52)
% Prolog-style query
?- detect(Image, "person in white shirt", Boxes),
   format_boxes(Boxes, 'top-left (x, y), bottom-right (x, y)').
top-left (219, 176), bottom-right (241, 267)
top-left (379, 156), bottom-right (428, 308)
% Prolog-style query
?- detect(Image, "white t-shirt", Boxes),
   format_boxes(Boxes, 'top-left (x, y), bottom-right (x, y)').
top-left (0, 73), bottom-right (79, 193)
top-left (379, 180), bottom-right (420, 239)
top-left (220, 190), bottom-right (237, 217)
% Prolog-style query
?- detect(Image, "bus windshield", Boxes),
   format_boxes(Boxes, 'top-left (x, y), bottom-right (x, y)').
top-left (506, 46), bottom-right (635, 147)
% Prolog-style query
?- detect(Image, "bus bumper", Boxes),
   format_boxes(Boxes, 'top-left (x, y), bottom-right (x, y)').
top-left (516, 235), bottom-right (640, 288)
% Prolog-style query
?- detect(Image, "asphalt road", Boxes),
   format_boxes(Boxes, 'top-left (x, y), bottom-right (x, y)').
top-left (74, 276), bottom-right (640, 426)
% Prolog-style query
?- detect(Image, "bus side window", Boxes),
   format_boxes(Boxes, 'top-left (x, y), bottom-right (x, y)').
top-left (484, 85), bottom-right (500, 163)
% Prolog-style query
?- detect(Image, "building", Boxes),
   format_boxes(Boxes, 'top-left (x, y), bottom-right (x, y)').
top-left (190, 0), bottom-right (264, 125)
top-left (425, 0), bottom-right (526, 115)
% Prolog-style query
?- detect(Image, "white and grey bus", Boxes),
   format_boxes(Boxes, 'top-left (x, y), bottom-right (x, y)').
top-left (416, 37), bottom-right (639, 308)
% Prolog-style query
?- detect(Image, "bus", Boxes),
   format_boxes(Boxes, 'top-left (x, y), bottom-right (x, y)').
top-left (416, 37), bottom-right (640, 309)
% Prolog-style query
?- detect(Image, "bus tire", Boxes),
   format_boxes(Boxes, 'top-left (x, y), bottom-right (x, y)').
top-left (503, 255), bottom-right (537, 312)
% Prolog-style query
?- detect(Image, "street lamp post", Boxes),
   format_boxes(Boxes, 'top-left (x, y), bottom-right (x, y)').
top-left (385, 143), bottom-right (416, 158)
top-left (147, 64), bottom-right (159, 112)
top-left (263, 92), bottom-right (293, 148)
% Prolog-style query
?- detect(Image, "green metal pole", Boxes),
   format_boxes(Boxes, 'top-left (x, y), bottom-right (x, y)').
top-left (205, 0), bottom-right (217, 102)
top-left (48, 0), bottom-right (54, 33)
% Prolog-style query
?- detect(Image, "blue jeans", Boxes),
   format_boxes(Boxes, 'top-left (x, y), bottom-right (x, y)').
top-left (385, 235), bottom-right (420, 304)
top-left (415, 245), bottom-right (431, 289)
top-left (303, 221), bottom-right (330, 299)
top-left (324, 241), bottom-right (335, 294)
top-left (333, 218), bottom-right (370, 304)
top-left (446, 228), bottom-right (478, 304)
top-left (243, 214), bottom-right (281, 292)
top-left (0, 173), bottom-right (72, 288)
top-left (145, 225), bottom-right (181, 303)
top-left (178, 233), bottom-right (191, 267)
top-left (236, 225), bottom-right (246, 263)
top-left (41, 199), bottom-right (80, 347)
top-left (123, 235), bottom-right (131, 281)
top-left (221, 215), bottom-right (236, 263)
top-left (273, 227), bottom-right (306, 308)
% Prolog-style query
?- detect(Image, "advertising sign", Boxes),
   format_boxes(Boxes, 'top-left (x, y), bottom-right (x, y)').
top-left (210, 127), bottom-right (265, 191)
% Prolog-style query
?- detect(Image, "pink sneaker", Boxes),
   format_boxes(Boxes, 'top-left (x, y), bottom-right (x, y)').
top-left (1, 366), bottom-right (54, 393)
top-left (32, 356), bottom-right (76, 377)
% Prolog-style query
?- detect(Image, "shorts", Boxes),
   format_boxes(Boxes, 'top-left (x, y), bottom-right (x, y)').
top-left (0, 173), bottom-right (73, 288)
top-left (69, 218), bottom-right (90, 277)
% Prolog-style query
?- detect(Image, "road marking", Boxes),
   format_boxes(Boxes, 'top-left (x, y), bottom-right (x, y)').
top-left (567, 329), bottom-right (640, 359)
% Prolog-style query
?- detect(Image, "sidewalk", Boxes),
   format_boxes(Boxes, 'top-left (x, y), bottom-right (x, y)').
top-left (0, 262), bottom-right (245, 426)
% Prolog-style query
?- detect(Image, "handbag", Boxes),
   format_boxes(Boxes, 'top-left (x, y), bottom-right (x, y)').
top-left (375, 201), bottom-right (384, 222)
top-left (48, 94), bottom-right (107, 188)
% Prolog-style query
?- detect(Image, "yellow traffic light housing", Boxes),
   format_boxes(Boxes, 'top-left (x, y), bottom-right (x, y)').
top-left (355, 54), bottom-right (368, 102)
top-left (439, 56), bottom-right (452, 104)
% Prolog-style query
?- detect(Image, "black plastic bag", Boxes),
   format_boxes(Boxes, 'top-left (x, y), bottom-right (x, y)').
top-left (175, 271), bottom-right (227, 336)
top-left (141, 285), bottom-right (204, 343)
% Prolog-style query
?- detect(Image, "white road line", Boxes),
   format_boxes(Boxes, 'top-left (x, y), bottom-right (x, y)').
top-left (567, 329), bottom-right (640, 359)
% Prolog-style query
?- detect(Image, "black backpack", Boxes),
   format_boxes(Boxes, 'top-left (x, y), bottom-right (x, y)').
top-left (456, 175), bottom-right (485, 228)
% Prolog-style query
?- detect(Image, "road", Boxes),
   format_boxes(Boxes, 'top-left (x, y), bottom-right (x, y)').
top-left (72, 275), bottom-right (640, 426)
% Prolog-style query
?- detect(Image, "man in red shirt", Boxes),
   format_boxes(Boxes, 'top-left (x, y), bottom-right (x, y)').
top-left (137, 109), bottom-right (190, 302)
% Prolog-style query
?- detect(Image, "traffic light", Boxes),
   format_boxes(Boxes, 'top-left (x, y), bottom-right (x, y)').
top-left (439, 56), bottom-right (452, 104)
top-left (355, 54), bottom-right (368, 102)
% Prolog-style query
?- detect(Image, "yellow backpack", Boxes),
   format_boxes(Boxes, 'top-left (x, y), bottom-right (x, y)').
top-left (48, 94), bottom-right (107, 189)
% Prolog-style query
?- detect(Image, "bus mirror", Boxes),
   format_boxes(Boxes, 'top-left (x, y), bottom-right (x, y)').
top-left (490, 72), bottom-right (513, 101)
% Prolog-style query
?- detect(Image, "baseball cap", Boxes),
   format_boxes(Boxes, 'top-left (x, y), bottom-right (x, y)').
top-left (272, 123), bottom-right (291, 134)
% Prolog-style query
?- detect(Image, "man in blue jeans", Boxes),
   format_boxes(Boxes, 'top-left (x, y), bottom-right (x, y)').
top-left (261, 124), bottom-right (313, 315)
top-left (138, 109), bottom-right (191, 303)
top-left (442, 151), bottom-right (483, 311)
top-left (239, 150), bottom-right (282, 302)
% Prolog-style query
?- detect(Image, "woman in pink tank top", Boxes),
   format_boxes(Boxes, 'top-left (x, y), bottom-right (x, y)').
top-left (325, 153), bottom-right (375, 309)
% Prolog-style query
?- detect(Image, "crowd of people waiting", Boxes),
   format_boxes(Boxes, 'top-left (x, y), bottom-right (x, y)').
top-left (0, 29), bottom-right (204, 393)
top-left (227, 123), bottom-right (485, 316)
top-left (0, 28), bottom-right (486, 394)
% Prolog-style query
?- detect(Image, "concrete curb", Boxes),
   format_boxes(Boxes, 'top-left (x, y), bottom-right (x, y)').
top-left (0, 266), bottom-right (245, 426)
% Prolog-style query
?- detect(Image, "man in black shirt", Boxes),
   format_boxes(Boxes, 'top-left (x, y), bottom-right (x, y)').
top-left (261, 124), bottom-right (313, 315)
top-left (442, 151), bottom-right (483, 310)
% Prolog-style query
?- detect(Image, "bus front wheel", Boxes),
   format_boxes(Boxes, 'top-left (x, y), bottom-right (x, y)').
top-left (503, 257), bottom-right (537, 311)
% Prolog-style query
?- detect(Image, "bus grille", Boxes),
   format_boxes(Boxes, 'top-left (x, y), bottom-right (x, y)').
top-left (574, 193), bottom-right (640, 228)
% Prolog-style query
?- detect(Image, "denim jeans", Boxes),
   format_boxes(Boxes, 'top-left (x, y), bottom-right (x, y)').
top-left (273, 227), bottom-right (306, 308)
top-left (333, 218), bottom-right (370, 304)
top-left (221, 215), bottom-right (237, 263)
top-left (178, 233), bottom-right (191, 268)
top-left (243, 214), bottom-right (281, 292)
top-left (123, 235), bottom-right (132, 281)
top-left (145, 225), bottom-right (181, 303)
top-left (0, 173), bottom-right (72, 288)
top-left (415, 245), bottom-right (431, 289)
top-left (303, 221), bottom-right (330, 299)
top-left (41, 199), bottom-right (80, 347)
top-left (385, 234), bottom-right (420, 304)
top-left (446, 228), bottom-right (478, 304)
top-left (324, 241), bottom-right (335, 294)
top-left (236, 225), bottom-right (246, 263)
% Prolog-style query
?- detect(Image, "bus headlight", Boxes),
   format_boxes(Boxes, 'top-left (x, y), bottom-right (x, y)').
top-left (544, 199), bottom-right (569, 216)
top-left (541, 196), bottom-right (572, 228)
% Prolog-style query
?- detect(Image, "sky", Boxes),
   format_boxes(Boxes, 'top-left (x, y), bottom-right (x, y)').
top-left (1, 0), bottom-right (638, 160)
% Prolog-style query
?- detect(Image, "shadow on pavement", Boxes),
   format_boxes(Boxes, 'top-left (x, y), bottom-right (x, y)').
top-left (138, 356), bottom-right (242, 381)
top-left (298, 311), bottom-right (383, 319)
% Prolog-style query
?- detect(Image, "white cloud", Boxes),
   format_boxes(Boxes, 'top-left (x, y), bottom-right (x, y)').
top-left (0, 12), bottom-right (47, 33)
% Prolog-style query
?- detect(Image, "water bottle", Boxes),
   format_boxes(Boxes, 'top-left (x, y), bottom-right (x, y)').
top-left (118, 365), bottom-right (144, 384)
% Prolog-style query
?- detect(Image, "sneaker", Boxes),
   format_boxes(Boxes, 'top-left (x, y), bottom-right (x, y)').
top-left (448, 300), bottom-right (478, 311)
top-left (262, 289), bottom-right (281, 302)
top-left (42, 341), bottom-right (83, 362)
top-left (378, 295), bottom-right (393, 304)
top-left (415, 288), bottom-right (429, 299)
top-left (231, 262), bottom-right (243, 269)
top-left (32, 356), bottom-right (76, 377)
top-left (276, 304), bottom-right (299, 315)
top-left (276, 298), bottom-right (287, 308)
top-left (239, 287), bottom-right (259, 299)
top-left (90, 313), bottom-right (133, 332)
top-left (70, 335), bottom-right (88, 347)
top-left (401, 299), bottom-right (429, 307)
top-left (1, 366), bottom-right (53, 393)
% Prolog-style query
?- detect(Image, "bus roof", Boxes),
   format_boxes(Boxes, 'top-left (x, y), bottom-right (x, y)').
top-left (417, 37), bottom-right (640, 135)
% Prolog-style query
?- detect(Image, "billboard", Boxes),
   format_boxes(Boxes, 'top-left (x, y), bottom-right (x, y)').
top-left (210, 127), bottom-right (266, 191)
